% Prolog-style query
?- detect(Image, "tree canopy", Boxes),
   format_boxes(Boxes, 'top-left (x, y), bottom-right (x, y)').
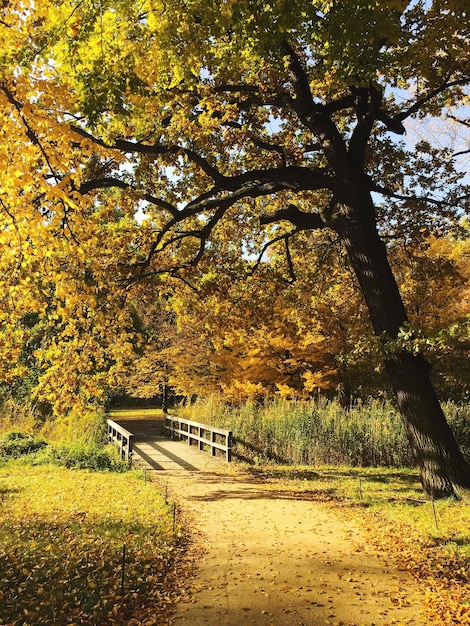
top-left (1, 0), bottom-right (469, 496)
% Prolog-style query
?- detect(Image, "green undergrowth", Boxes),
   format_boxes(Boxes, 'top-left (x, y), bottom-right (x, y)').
top-left (0, 431), bottom-right (128, 472)
top-left (0, 462), bottom-right (187, 626)
top-left (245, 463), bottom-right (470, 624)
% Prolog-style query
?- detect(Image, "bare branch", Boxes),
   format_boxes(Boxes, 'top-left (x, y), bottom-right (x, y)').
top-left (284, 235), bottom-right (296, 283)
top-left (248, 230), bottom-right (297, 276)
top-left (370, 180), bottom-right (467, 208)
top-left (447, 114), bottom-right (470, 129)
top-left (303, 143), bottom-right (322, 153)
top-left (453, 148), bottom-right (470, 157)
top-left (395, 77), bottom-right (470, 125)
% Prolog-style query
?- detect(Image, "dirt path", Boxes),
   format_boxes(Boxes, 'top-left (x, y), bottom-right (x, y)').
top-left (120, 418), bottom-right (428, 625)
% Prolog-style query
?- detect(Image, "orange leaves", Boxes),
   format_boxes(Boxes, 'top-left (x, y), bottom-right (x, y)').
top-left (364, 509), bottom-right (470, 626)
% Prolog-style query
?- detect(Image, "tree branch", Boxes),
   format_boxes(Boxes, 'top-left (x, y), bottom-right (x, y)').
top-left (281, 39), bottom-right (318, 125)
top-left (447, 114), bottom-right (470, 129)
top-left (248, 230), bottom-right (295, 276)
top-left (349, 86), bottom-right (385, 160)
top-left (1, 83), bottom-right (60, 182)
top-left (395, 77), bottom-right (470, 125)
top-left (284, 235), bottom-right (296, 283)
top-left (78, 177), bottom-right (179, 216)
top-left (260, 203), bottom-right (326, 230)
top-left (71, 125), bottom-right (231, 186)
top-left (370, 180), bottom-right (468, 208)
top-left (453, 148), bottom-right (470, 158)
top-left (70, 124), bottom-right (173, 155)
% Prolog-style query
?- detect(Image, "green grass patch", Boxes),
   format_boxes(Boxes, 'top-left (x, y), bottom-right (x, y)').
top-left (0, 463), bottom-right (185, 625)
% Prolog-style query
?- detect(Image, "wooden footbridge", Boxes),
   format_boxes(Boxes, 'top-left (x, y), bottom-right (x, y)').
top-left (107, 412), bottom-right (232, 472)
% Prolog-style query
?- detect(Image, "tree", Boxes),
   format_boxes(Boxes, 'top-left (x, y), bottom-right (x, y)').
top-left (1, 0), bottom-right (470, 497)
top-left (127, 227), bottom-right (469, 404)
top-left (152, 233), bottom-right (367, 401)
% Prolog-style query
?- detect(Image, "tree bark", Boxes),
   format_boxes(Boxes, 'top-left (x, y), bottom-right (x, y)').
top-left (161, 383), bottom-right (168, 414)
top-left (384, 351), bottom-right (470, 499)
top-left (332, 193), bottom-right (470, 499)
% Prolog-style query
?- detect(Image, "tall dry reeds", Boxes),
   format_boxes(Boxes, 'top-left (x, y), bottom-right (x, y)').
top-left (179, 395), bottom-right (470, 467)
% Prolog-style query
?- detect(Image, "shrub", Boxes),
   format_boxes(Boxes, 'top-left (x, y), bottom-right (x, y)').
top-left (0, 431), bottom-right (48, 459)
top-left (0, 431), bottom-right (128, 472)
top-left (38, 442), bottom-right (128, 471)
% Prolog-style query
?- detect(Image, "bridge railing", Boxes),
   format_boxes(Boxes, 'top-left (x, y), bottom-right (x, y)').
top-left (165, 414), bottom-right (232, 462)
top-left (107, 419), bottom-right (134, 463)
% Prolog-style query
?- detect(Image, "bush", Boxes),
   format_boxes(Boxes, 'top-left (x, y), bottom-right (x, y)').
top-left (0, 431), bottom-right (128, 472)
top-left (38, 442), bottom-right (128, 471)
top-left (0, 431), bottom-right (48, 459)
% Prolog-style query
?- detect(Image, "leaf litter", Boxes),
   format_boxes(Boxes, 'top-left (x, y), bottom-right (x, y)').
top-left (0, 464), bottom-right (195, 625)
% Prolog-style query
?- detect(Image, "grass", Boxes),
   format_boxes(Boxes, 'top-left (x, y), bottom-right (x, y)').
top-left (179, 394), bottom-right (470, 467)
top-left (1, 401), bottom-right (467, 623)
top-left (0, 461), bottom-right (188, 626)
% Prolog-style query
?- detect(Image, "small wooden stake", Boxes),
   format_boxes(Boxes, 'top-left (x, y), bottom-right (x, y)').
top-left (431, 499), bottom-right (439, 531)
top-left (121, 544), bottom-right (126, 596)
top-left (172, 503), bottom-right (177, 533)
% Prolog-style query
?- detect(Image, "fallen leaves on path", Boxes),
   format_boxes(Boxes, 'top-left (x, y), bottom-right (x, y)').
top-left (238, 464), bottom-right (470, 625)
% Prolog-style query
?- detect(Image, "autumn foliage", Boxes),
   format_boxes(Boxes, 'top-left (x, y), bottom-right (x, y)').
top-left (1, 1), bottom-right (470, 496)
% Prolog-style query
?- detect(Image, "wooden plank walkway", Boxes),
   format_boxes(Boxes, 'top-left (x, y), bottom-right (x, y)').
top-left (110, 416), bottom-right (224, 473)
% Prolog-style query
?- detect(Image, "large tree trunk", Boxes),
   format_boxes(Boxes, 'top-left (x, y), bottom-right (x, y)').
top-left (333, 196), bottom-right (470, 499)
top-left (384, 351), bottom-right (470, 499)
